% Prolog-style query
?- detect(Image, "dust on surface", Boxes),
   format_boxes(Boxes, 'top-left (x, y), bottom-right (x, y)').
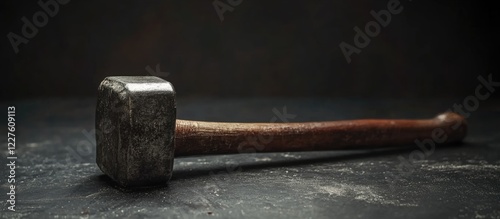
top-left (316, 183), bottom-right (417, 207)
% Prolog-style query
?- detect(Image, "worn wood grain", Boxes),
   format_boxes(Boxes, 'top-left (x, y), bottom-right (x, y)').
top-left (174, 112), bottom-right (467, 156)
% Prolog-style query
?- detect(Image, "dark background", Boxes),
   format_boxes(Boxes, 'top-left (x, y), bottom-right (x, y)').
top-left (1, 1), bottom-right (500, 218)
top-left (0, 0), bottom-right (497, 100)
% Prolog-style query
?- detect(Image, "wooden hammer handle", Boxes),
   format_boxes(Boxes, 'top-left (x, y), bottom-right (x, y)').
top-left (173, 112), bottom-right (467, 156)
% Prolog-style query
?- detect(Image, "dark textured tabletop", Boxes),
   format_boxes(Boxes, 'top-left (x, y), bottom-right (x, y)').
top-left (1, 98), bottom-right (499, 218)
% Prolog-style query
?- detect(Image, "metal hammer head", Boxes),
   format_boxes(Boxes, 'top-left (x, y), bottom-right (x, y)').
top-left (96, 76), bottom-right (176, 187)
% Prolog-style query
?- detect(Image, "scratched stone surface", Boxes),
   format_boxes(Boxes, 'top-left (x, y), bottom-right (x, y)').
top-left (0, 98), bottom-right (499, 219)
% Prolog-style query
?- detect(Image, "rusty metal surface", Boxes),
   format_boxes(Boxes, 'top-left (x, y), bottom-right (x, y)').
top-left (96, 76), bottom-right (177, 187)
